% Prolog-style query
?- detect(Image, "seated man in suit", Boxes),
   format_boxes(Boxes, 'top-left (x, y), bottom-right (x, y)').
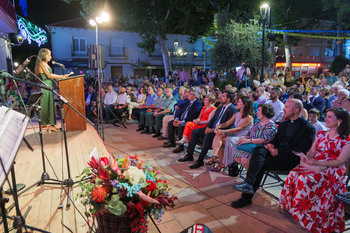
top-left (302, 85), bottom-right (325, 115)
top-left (85, 85), bottom-right (96, 118)
top-left (231, 99), bottom-right (315, 208)
top-left (163, 89), bottom-right (202, 150)
top-left (178, 90), bottom-right (238, 168)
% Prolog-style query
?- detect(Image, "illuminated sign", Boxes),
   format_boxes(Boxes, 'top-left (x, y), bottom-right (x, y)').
top-left (17, 15), bottom-right (47, 47)
top-left (275, 63), bottom-right (321, 67)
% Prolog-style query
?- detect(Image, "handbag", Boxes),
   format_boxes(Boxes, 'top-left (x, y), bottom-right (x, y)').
top-left (236, 143), bottom-right (262, 154)
top-left (228, 163), bottom-right (239, 177)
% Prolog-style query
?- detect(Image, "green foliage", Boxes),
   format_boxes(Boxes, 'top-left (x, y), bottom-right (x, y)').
top-left (106, 194), bottom-right (127, 216)
top-left (330, 56), bottom-right (350, 74)
top-left (211, 17), bottom-right (271, 71)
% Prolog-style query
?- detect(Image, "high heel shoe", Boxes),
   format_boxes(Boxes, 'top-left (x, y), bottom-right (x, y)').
top-left (47, 125), bottom-right (59, 132)
top-left (205, 156), bottom-right (218, 166)
top-left (212, 163), bottom-right (225, 172)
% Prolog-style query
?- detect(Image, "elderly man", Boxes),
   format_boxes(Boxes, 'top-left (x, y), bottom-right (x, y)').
top-left (136, 86), bottom-right (157, 131)
top-left (145, 87), bottom-right (176, 136)
top-left (142, 87), bottom-right (165, 134)
top-left (163, 89), bottom-right (202, 149)
top-left (302, 85), bottom-right (325, 114)
top-left (231, 99), bottom-right (315, 208)
top-left (103, 83), bottom-right (118, 122)
top-left (114, 86), bottom-right (130, 120)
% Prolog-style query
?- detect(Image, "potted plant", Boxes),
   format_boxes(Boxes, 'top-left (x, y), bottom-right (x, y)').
top-left (77, 155), bottom-right (177, 233)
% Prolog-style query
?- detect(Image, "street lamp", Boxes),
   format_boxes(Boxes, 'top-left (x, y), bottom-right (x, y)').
top-left (260, 3), bottom-right (270, 82)
top-left (89, 11), bottom-right (109, 140)
top-left (173, 39), bottom-right (179, 67)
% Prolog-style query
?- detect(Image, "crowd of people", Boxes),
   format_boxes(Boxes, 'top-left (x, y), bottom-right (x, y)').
top-left (2, 58), bottom-right (350, 232)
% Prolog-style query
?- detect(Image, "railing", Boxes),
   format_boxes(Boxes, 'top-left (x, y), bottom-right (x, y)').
top-left (71, 46), bottom-right (88, 57)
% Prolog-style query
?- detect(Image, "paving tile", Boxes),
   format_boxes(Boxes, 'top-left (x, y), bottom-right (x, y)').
top-left (157, 219), bottom-right (185, 233)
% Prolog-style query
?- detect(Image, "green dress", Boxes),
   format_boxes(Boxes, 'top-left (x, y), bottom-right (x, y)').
top-left (39, 67), bottom-right (56, 126)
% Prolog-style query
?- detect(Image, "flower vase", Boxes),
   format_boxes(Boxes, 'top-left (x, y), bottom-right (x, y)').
top-left (96, 212), bottom-right (132, 233)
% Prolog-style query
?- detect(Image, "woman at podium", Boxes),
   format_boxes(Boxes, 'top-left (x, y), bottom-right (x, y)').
top-left (35, 48), bottom-right (68, 132)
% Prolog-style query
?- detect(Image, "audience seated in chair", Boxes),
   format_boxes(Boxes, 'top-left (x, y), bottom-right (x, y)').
top-left (177, 91), bottom-right (238, 168)
top-left (232, 104), bottom-right (277, 171)
top-left (208, 96), bottom-right (254, 172)
top-left (280, 108), bottom-right (350, 232)
top-left (231, 99), bottom-right (315, 210)
top-left (163, 89), bottom-right (202, 153)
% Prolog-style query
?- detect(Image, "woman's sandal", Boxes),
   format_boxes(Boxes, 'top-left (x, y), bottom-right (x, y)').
top-left (205, 156), bottom-right (218, 166)
top-left (212, 163), bottom-right (225, 172)
top-left (47, 125), bottom-right (59, 132)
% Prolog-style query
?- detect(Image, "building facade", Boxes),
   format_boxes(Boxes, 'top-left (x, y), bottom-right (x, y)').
top-left (47, 18), bottom-right (211, 81)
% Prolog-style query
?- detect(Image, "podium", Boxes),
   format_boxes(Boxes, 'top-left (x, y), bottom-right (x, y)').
top-left (58, 75), bottom-right (86, 132)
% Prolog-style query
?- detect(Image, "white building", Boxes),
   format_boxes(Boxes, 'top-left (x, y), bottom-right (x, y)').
top-left (47, 17), bottom-right (211, 81)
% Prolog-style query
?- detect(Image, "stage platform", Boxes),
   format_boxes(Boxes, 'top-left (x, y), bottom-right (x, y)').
top-left (2, 121), bottom-right (349, 232)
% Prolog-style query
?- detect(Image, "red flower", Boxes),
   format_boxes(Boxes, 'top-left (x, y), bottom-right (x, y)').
top-left (100, 157), bottom-right (109, 167)
top-left (91, 186), bottom-right (108, 202)
top-left (146, 181), bottom-right (157, 192)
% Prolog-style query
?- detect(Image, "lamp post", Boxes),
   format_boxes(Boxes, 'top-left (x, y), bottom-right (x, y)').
top-left (89, 11), bottom-right (110, 140)
top-left (173, 39), bottom-right (178, 67)
top-left (260, 3), bottom-right (270, 82)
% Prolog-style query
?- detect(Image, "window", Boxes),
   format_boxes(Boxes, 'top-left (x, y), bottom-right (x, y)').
top-left (110, 38), bottom-right (124, 57)
top-left (73, 37), bottom-right (86, 52)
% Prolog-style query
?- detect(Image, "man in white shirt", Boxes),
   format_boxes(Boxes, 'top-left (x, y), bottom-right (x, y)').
top-left (114, 86), bottom-right (130, 120)
top-left (266, 87), bottom-right (284, 122)
top-left (236, 62), bottom-right (251, 89)
top-left (103, 83), bottom-right (118, 121)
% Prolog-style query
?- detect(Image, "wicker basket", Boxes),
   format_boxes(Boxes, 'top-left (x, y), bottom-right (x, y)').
top-left (96, 212), bottom-right (132, 233)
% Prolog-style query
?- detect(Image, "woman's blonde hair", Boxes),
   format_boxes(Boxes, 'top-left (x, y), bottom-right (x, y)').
top-left (35, 48), bottom-right (50, 75)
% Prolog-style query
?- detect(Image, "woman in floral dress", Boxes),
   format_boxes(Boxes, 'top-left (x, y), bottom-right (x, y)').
top-left (279, 108), bottom-right (350, 232)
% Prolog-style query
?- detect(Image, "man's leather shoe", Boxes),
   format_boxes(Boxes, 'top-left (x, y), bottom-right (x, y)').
top-left (232, 182), bottom-right (254, 194)
top-left (146, 128), bottom-right (155, 135)
top-left (230, 196), bottom-right (252, 208)
top-left (152, 131), bottom-right (161, 138)
top-left (178, 155), bottom-right (193, 162)
top-left (189, 161), bottom-right (204, 169)
top-left (163, 142), bottom-right (176, 148)
top-left (172, 145), bottom-right (184, 153)
top-left (158, 136), bottom-right (168, 140)
top-left (141, 129), bottom-right (149, 134)
top-left (136, 126), bottom-right (144, 131)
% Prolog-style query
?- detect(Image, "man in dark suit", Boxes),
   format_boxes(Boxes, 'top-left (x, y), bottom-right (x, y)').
top-left (163, 89), bottom-right (202, 149)
top-left (303, 85), bottom-right (325, 115)
top-left (231, 99), bottom-right (315, 208)
top-left (85, 85), bottom-right (96, 118)
top-left (178, 90), bottom-right (238, 169)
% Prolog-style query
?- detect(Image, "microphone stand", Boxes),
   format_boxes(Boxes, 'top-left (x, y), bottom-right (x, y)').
top-left (0, 69), bottom-right (93, 207)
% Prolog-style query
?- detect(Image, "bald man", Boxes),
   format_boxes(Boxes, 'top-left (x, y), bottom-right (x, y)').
top-left (231, 99), bottom-right (315, 208)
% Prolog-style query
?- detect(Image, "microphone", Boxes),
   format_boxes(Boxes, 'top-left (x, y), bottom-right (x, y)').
top-left (52, 61), bottom-right (66, 69)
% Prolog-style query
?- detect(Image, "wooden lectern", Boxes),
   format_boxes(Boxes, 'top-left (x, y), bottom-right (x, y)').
top-left (58, 75), bottom-right (86, 132)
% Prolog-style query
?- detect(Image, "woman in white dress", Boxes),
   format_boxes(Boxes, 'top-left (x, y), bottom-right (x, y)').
top-left (208, 96), bottom-right (254, 172)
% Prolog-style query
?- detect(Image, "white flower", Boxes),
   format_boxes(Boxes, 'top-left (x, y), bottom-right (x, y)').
top-left (123, 166), bottom-right (146, 185)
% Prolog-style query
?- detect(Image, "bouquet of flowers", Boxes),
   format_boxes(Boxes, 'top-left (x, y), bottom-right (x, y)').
top-left (77, 155), bottom-right (177, 233)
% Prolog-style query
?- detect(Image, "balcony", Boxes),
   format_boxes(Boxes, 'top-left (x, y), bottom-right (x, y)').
top-left (275, 55), bottom-right (334, 64)
top-left (0, 0), bottom-right (17, 33)
top-left (71, 46), bottom-right (88, 57)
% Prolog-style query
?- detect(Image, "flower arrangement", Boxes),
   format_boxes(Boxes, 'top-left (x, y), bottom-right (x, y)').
top-left (77, 155), bottom-right (177, 233)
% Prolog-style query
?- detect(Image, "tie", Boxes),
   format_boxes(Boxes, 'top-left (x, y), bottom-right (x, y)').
top-left (181, 102), bottom-right (192, 121)
top-left (214, 106), bottom-right (226, 128)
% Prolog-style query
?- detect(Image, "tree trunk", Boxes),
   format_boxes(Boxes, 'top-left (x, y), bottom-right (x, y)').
top-left (283, 31), bottom-right (292, 70)
top-left (158, 34), bottom-right (172, 76)
top-left (337, 14), bottom-right (343, 56)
